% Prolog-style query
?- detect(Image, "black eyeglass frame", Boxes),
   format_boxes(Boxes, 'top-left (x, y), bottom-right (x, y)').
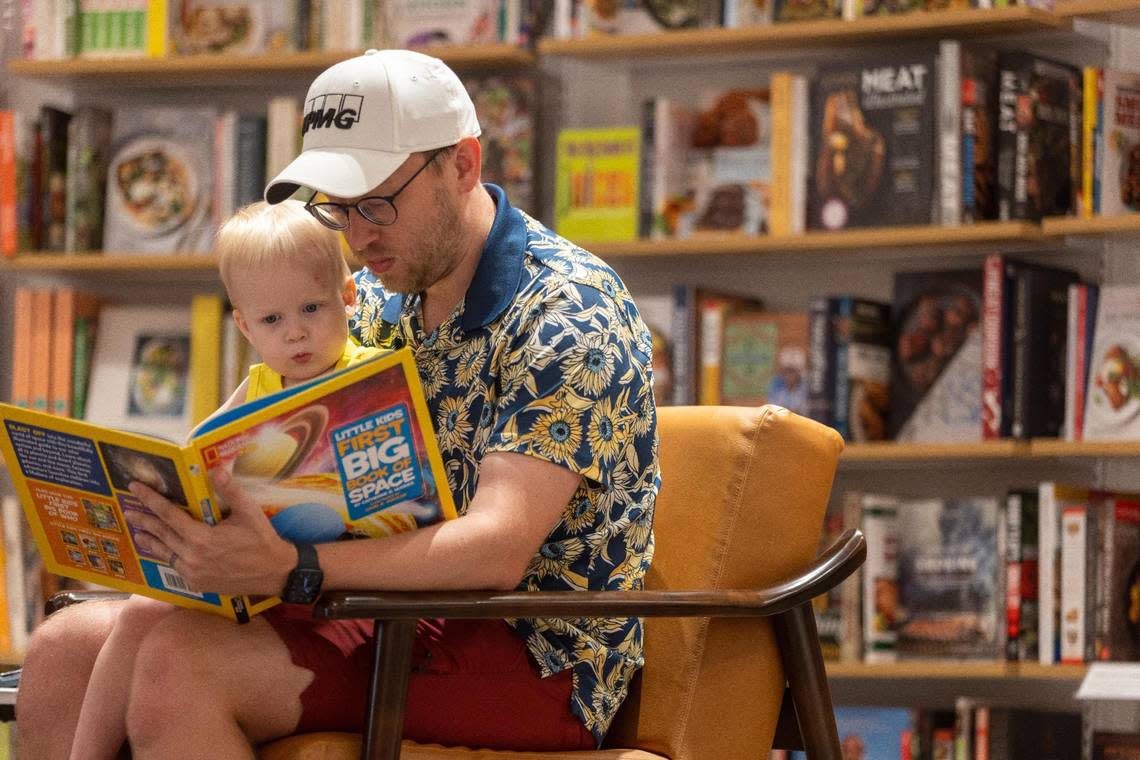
top-left (304, 148), bottom-right (446, 231)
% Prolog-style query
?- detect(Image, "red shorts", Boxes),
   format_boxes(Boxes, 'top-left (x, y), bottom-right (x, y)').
top-left (262, 604), bottom-right (595, 751)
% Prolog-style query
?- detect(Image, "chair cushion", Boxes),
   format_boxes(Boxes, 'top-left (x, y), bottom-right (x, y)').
top-left (257, 733), bottom-right (665, 760)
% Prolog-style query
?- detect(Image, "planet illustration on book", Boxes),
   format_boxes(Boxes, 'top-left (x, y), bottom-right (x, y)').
top-left (269, 502), bottom-right (346, 544)
top-left (233, 406), bottom-right (329, 482)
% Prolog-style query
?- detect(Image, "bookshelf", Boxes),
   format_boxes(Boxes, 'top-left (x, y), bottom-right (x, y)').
top-left (5, 3), bottom-right (1139, 735)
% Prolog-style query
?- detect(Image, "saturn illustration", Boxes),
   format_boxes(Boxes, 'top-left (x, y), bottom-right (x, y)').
top-left (232, 405), bottom-right (329, 481)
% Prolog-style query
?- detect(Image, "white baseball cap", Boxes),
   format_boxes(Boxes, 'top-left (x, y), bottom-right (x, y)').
top-left (265, 49), bottom-right (481, 205)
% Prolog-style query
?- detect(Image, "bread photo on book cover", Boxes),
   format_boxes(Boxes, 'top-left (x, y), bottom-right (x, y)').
top-left (1083, 286), bottom-right (1140, 441)
top-left (173, 0), bottom-right (296, 55)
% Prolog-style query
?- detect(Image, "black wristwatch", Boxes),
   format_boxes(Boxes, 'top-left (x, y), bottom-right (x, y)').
top-left (281, 543), bottom-right (323, 604)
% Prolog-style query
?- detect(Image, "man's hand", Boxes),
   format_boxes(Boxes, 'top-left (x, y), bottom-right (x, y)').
top-left (124, 468), bottom-right (297, 597)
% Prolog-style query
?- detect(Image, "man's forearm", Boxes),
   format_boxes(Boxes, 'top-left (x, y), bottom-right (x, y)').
top-left (315, 510), bottom-right (530, 593)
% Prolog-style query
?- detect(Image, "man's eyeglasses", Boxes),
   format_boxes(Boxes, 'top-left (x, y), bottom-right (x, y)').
top-left (305, 148), bottom-right (445, 231)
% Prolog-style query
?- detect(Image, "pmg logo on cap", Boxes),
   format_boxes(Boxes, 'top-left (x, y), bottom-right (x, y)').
top-left (302, 94), bottom-right (364, 135)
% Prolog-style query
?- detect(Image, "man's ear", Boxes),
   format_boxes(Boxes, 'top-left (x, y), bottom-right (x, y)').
top-left (341, 275), bottom-right (357, 314)
top-left (232, 309), bottom-right (253, 343)
top-left (453, 136), bottom-right (482, 192)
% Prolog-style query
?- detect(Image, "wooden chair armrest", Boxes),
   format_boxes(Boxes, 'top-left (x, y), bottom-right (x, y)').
top-left (316, 529), bottom-right (864, 621)
top-left (46, 590), bottom-right (131, 616)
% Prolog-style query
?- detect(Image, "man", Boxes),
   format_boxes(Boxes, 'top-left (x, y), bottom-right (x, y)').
top-left (17, 49), bottom-right (659, 759)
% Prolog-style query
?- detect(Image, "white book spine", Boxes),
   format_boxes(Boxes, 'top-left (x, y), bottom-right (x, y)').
top-left (1060, 504), bottom-right (1087, 664)
top-left (861, 495), bottom-right (899, 663)
top-left (789, 74), bottom-right (809, 236)
top-left (939, 40), bottom-right (962, 227)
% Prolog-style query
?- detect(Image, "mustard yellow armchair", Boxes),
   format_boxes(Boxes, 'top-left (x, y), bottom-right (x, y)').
top-left (50, 406), bottom-right (860, 760)
top-left (256, 405), bottom-right (861, 760)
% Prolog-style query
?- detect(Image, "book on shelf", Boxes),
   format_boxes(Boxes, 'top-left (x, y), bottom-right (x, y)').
top-left (771, 0), bottom-right (840, 22)
top-left (718, 311), bottom-right (809, 413)
top-left (667, 286), bottom-right (764, 406)
top-left (768, 71), bottom-right (809, 236)
top-left (996, 52), bottom-right (1080, 222)
top-left (384, 0), bottom-right (501, 47)
top-left (102, 106), bottom-right (218, 255)
top-left (75, 0), bottom-right (168, 59)
top-left (39, 106), bottom-right (72, 253)
top-left (639, 96), bottom-right (697, 240)
top-left (959, 43), bottom-right (1001, 224)
top-left (861, 494), bottom-right (899, 663)
top-left (64, 107), bottom-right (114, 254)
top-left (889, 268), bottom-right (983, 443)
top-left (1098, 68), bottom-right (1140, 218)
top-left (808, 53), bottom-right (937, 231)
top-left (580, 0), bottom-right (721, 34)
top-left (1082, 286), bottom-right (1140, 442)
top-left (0, 112), bottom-right (16, 257)
top-left (171, 0), bottom-right (298, 55)
top-left (896, 496), bottom-right (1003, 659)
top-left (1003, 490), bottom-right (1039, 662)
top-left (554, 126), bottom-right (640, 243)
top-left (980, 255), bottom-right (1078, 441)
top-left (1064, 282), bottom-right (1099, 442)
top-left (465, 74), bottom-right (537, 217)
top-left (681, 88), bottom-right (772, 237)
top-left (0, 348), bottom-right (458, 623)
top-left (50, 289), bottom-right (101, 419)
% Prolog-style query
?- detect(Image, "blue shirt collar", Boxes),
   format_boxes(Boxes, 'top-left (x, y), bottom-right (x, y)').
top-left (379, 183), bottom-right (527, 333)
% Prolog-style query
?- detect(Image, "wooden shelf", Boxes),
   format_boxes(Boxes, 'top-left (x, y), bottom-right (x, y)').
top-left (826, 660), bottom-right (1087, 680)
top-left (5, 44), bottom-right (535, 84)
top-left (842, 438), bottom-right (1140, 463)
top-left (588, 222), bottom-right (1042, 258)
top-left (1055, 0), bottom-right (1140, 23)
top-left (1042, 213), bottom-right (1140, 236)
top-left (842, 440), bottom-right (1027, 462)
top-left (539, 6), bottom-right (1066, 59)
top-left (1, 254), bottom-right (218, 272)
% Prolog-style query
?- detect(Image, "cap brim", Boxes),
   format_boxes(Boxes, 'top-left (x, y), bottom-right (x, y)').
top-left (264, 147), bottom-right (410, 204)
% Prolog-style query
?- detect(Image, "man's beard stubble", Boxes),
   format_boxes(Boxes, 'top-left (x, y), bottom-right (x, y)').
top-left (375, 184), bottom-right (465, 296)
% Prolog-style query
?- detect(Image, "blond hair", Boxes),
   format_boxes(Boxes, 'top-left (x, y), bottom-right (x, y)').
top-left (216, 200), bottom-right (349, 303)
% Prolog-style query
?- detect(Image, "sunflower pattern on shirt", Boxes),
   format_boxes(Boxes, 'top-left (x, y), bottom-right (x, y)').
top-left (350, 199), bottom-right (659, 744)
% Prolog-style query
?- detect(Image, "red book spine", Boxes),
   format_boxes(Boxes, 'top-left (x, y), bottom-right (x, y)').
top-left (981, 254), bottom-right (1005, 439)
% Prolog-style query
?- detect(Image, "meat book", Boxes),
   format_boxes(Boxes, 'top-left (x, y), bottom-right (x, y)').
top-left (0, 348), bottom-right (457, 623)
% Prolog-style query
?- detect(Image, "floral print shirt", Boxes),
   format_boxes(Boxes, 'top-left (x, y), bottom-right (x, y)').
top-left (350, 184), bottom-right (659, 744)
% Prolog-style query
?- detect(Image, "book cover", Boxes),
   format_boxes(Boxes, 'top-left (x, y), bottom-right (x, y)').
top-left (465, 74), bottom-right (537, 216)
top-left (889, 269), bottom-right (983, 442)
top-left (0, 349), bottom-right (458, 622)
top-left (719, 311), bottom-right (809, 413)
top-left (172, 0), bottom-right (297, 55)
top-left (831, 297), bottom-right (891, 442)
top-left (808, 54), bottom-right (937, 230)
top-left (862, 494), bottom-right (899, 663)
top-left (1083, 286), bottom-right (1140, 442)
top-left (39, 106), bottom-right (72, 253)
top-left (996, 52), bottom-right (1080, 221)
top-left (679, 89), bottom-right (771, 237)
top-left (554, 126), bottom-right (640, 243)
top-left (102, 106), bottom-right (217, 255)
top-left (582, 0), bottom-right (720, 34)
top-left (1093, 495), bottom-right (1140, 661)
top-left (772, 0), bottom-right (839, 22)
top-left (896, 496), bottom-right (1003, 658)
top-left (1099, 68), bottom-right (1140, 217)
top-left (65, 107), bottom-right (114, 254)
top-left (385, 0), bottom-right (500, 46)
top-left (84, 304), bottom-right (194, 443)
top-left (640, 96), bottom-right (696, 240)
top-left (1004, 490), bottom-right (1039, 662)
top-left (832, 706), bottom-right (913, 760)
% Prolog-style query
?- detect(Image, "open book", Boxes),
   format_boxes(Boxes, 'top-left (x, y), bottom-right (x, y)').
top-left (0, 348), bottom-right (457, 623)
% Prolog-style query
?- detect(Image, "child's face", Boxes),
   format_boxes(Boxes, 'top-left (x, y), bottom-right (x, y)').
top-left (230, 263), bottom-right (354, 387)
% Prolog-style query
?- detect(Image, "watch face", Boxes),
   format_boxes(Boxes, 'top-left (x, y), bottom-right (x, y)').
top-left (286, 568), bottom-right (323, 603)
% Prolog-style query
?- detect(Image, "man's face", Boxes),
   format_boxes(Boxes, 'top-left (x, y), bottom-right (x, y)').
top-left (336, 152), bottom-right (464, 295)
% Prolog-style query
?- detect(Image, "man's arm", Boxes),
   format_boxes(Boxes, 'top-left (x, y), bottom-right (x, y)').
top-left (126, 450), bottom-right (581, 596)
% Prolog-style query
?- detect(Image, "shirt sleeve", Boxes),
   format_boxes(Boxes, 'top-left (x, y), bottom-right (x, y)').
top-left (485, 281), bottom-right (653, 491)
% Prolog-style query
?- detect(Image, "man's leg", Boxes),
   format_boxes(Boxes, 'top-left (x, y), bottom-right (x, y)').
top-left (124, 609), bottom-right (314, 760)
top-left (17, 600), bottom-right (125, 760)
top-left (69, 597), bottom-right (177, 760)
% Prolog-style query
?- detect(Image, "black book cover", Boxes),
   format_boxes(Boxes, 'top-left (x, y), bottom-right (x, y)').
top-left (997, 52), bottom-right (1080, 221)
top-left (809, 54), bottom-right (938, 230)
top-left (1010, 263), bottom-right (1079, 439)
top-left (39, 106), bottom-right (73, 253)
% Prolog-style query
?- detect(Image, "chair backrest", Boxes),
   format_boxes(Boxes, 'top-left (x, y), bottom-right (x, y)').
top-left (605, 405), bottom-right (843, 760)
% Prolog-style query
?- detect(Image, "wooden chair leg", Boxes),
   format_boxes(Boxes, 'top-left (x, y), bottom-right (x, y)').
top-left (772, 604), bottom-right (841, 760)
top-left (362, 619), bottom-right (416, 760)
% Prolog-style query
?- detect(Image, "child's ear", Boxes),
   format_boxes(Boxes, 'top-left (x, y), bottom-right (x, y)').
top-left (232, 309), bottom-right (253, 343)
top-left (341, 276), bottom-right (357, 315)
